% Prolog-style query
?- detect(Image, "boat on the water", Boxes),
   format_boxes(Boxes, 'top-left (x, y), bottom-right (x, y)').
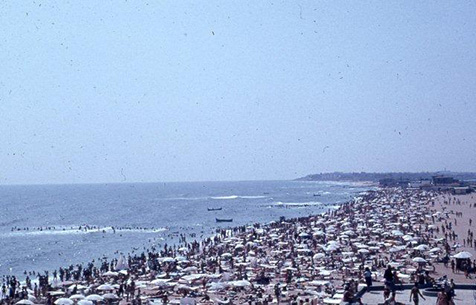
top-left (207, 207), bottom-right (223, 211)
top-left (216, 218), bottom-right (233, 223)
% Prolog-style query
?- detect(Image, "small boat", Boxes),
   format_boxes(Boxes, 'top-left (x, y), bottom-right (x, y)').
top-left (207, 207), bottom-right (223, 211)
top-left (216, 218), bottom-right (233, 223)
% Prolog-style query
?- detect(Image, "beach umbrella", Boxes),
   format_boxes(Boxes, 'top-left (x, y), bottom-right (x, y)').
top-left (313, 253), bottom-right (325, 260)
top-left (358, 249), bottom-right (370, 254)
top-left (77, 301), bottom-right (93, 305)
top-left (412, 257), bottom-right (427, 263)
top-left (162, 257), bottom-right (176, 263)
top-left (151, 279), bottom-right (171, 286)
top-left (49, 291), bottom-right (65, 296)
top-left (429, 247), bottom-right (441, 253)
top-left (392, 230), bottom-right (403, 236)
top-left (413, 245), bottom-right (429, 251)
top-left (452, 251), bottom-right (473, 259)
top-left (54, 298), bottom-right (74, 305)
top-left (319, 270), bottom-right (333, 276)
top-left (16, 300), bottom-right (35, 305)
top-left (208, 282), bottom-right (228, 291)
top-left (68, 284), bottom-right (88, 291)
top-left (230, 280), bottom-right (252, 288)
top-left (85, 295), bottom-right (104, 302)
top-left (103, 271), bottom-right (118, 277)
top-left (97, 284), bottom-right (114, 291)
top-left (102, 294), bottom-right (119, 300)
top-left (69, 295), bottom-right (85, 300)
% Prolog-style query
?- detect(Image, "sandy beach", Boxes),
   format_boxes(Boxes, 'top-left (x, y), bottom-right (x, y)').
top-left (2, 187), bottom-right (475, 305)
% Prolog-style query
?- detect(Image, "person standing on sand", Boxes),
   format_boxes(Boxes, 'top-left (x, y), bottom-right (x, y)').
top-left (409, 283), bottom-right (425, 305)
top-left (364, 267), bottom-right (372, 290)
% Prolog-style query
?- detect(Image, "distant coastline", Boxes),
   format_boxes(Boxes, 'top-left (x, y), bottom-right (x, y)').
top-left (296, 171), bottom-right (476, 182)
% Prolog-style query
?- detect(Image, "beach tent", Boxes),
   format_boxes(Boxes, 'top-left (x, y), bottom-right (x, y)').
top-left (115, 255), bottom-right (129, 271)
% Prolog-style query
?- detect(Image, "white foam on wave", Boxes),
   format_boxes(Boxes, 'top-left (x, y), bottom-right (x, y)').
top-left (1, 226), bottom-right (167, 238)
top-left (274, 201), bottom-right (323, 207)
top-left (211, 195), bottom-right (267, 200)
top-left (211, 195), bottom-right (239, 200)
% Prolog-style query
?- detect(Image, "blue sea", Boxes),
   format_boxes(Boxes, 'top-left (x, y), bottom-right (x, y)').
top-left (0, 180), bottom-right (370, 278)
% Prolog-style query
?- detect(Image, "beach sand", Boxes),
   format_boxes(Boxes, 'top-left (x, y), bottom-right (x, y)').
top-left (431, 193), bottom-right (476, 283)
top-left (4, 188), bottom-right (476, 305)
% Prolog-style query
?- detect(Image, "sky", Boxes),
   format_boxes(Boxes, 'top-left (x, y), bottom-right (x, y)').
top-left (1, 1), bottom-right (475, 184)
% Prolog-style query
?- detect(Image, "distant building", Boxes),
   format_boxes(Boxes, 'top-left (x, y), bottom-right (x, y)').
top-left (432, 175), bottom-right (458, 185)
top-left (379, 178), bottom-right (410, 187)
top-left (453, 187), bottom-right (471, 195)
top-left (408, 179), bottom-right (432, 188)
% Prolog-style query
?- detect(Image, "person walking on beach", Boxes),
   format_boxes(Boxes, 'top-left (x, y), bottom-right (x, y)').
top-left (409, 283), bottom-right (425, 305)
top-left (436, 288), bottom-right (450, 305)
top-left (384, 265), bottom-right (395, 291)
top-left (364, 267), bottom-right (372, 291)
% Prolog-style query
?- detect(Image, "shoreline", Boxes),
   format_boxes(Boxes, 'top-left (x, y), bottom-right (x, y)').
top-left (2, 187), bottom-right (475, 305)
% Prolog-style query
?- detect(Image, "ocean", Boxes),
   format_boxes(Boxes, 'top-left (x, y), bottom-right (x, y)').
top-left (0, 180), bottom-right (371, 278)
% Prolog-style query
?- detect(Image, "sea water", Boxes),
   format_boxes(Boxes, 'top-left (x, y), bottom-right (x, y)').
top-left (0, 180), bottom-right (371, 278)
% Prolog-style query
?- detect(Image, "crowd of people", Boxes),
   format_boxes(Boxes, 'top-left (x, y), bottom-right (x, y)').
top-left (1, 188), bottom-right (475, 305)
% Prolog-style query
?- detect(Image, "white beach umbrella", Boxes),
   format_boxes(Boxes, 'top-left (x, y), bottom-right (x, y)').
top-left (102, 293), bottom-right (119, 300)
top-left (54, 298), bottom-right (74, 305)
top-left (49, 291), bottom-right (65, 296)
top-left (103, 271), bottom-right (118, 277)
top-left (77, 301), bottom-right (93, 305)
top-left (16, 300), bottom-right (35, 305)
top-left (230, 280), bottom-right (252, 288)
top-left (69, 295), bottom-right (85, 300)
top-left (150, 279), bottom-right (171, 287)
top-left (412, 257), bottom-right (427, 263)
top-left (68, 284), bottom-right (88, 291)
top-left (429, 247), bottom-right (441, 253)
top-left (97, 284), bottom-right (114, 291)
top-left (452, 251), bottom-right (473, 259)
top-left (413, 245), bottom-right (429, 251)
top-left (85, 295), bottom-right (104, 302)
top-left (392, 230), bottom-right (403, 236)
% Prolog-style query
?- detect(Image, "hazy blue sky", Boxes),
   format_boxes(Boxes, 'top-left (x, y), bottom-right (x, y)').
top-left (1, 1), bottom-right (475, 184)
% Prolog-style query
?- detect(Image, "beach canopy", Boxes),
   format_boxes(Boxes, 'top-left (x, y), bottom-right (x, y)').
top-left (412, 257), bottom-right (427, 263)
top-left (452, 251), bottom-right (473, 259)
top-left (69, 294), bottom-right (85, 300)
top-left (85, 295), bottom-right (104, 302)
top-left (54, 298), bottom-right (74, 305)
top-left (97, 284), bottom-right (114, 291)
top-left (229, 280), bottom-right (252, 288)
top-left (102, 293), bottom-right (119, 300)
top-left (103, 271), bottom-right (118, 277)
top-left (413, 244), bottom-right (429, 251)
top-left (16, 300), bottom-right (35, 305)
